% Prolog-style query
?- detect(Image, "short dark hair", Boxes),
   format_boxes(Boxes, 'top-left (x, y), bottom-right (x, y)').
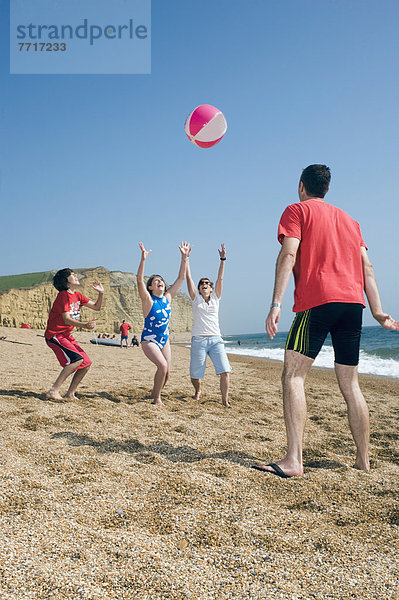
top-left (146, 274), bottom-right (166, 293)
top-left (53, 268), bottom-right (72, 292)
top-left (300, 164), bottom-right (331, 198)
top-left (197, 278), bottom-right (214, 292)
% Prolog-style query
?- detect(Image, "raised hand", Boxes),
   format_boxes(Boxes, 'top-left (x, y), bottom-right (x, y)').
top-left (139, 242), bottom-right (152, 260)
top-left (218, 243), bottom-right (226, 260)
top-left (92, 280), bottom-right (104, 294)
top-left (179, 241), bottom-right (192, 258)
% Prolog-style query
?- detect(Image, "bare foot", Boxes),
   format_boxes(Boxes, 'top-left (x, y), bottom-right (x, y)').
top-left (151, 398), bottom-right (165, 407)
top-left (65, 393), bottom-right (79, 401)
top-left (192, 392), bottom-right (201, 401)
top-left (45, 390), bottom-right (65, 402)
top-left (222, 401), bottom-right (232, 408)
top-left (353, 461), bottom-right (370, 472)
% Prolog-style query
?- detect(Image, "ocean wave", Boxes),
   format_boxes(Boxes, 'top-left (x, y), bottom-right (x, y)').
top-left (226, 346), bottom-right (399, 379)
top-left (365, 347), bottom-right (399, 360)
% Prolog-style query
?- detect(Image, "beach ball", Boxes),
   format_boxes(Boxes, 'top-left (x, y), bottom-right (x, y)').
top-left (184, 104), bottom-right (227, 148)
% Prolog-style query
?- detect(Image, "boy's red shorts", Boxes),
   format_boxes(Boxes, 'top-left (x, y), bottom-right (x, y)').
top-left (46, 334), bottom-right (92, 370)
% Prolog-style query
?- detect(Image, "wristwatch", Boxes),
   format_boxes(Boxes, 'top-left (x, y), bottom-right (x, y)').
top-left (270, 302), bottom-right (281, 308)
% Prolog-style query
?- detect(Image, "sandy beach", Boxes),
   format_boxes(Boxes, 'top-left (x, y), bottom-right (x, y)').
top-left (0, 325), bottom-right (398, 600)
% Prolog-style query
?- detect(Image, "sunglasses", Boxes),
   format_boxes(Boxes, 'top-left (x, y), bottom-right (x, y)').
top-left (199, 281), bottom-right (212, 286)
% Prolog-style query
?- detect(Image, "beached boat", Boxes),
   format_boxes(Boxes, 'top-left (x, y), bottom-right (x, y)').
top-left (90, 338), bottom-right (121, 347)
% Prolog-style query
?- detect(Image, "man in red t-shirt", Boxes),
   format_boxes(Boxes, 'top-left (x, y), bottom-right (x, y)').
top-left (45, 268), bottom-right (104, 401)
top-left (252, 164), bottom-right (399, 479)
top-left (119, 320), bottom-right (132, 348)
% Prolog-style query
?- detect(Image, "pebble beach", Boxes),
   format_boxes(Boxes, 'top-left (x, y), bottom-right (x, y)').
top-left (0, 325), bottom-right (398, 600)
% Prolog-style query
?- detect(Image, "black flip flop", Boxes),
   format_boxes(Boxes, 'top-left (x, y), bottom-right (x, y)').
top-left (251, 462), bottom-right (292, 479)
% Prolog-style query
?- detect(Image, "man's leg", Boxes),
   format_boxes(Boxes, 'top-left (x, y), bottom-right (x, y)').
top-left (331, 304), bottom-right (368, 470)
top-left (334, 363), bottom-right (370, 471)
top-left (65, 365), bottom-right (90, 400)
top-left (258, 349), bottom-right (313, 477)
top-left (219, 372), bottom-right (230, 407)
top-left (46, 360), bottom-right (83, 400)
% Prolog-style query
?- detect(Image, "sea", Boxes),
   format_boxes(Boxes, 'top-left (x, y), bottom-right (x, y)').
top-left (224, 326), bottom-right (399, 380)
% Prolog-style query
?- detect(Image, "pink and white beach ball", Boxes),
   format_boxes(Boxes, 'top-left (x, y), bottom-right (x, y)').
top-left (184, 104), bottom-right (227, 148)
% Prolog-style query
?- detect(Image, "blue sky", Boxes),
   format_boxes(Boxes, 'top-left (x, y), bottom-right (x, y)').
top-left (1, 0), bottom-right (398, 333)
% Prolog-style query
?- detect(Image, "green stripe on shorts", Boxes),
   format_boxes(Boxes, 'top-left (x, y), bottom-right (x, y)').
top-left (286, 310), bottom-right (311, 354)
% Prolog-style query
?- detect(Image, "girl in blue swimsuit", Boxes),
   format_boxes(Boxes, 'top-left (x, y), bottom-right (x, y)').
top-left (137, 241), bottom-right (191, 406)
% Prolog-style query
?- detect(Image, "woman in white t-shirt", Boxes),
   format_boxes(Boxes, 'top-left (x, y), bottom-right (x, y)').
top-left (186, 244), bottom-right (232, 407)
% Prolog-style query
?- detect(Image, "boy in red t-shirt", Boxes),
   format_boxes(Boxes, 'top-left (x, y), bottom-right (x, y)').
top-left (45, 268), bottom-right (104, 401)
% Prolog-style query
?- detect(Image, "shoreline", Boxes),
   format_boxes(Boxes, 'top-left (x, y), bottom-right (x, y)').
top-left (226, 350), bottom-right (399, 383)
top-left (173, 337), bottom-right (399, 384)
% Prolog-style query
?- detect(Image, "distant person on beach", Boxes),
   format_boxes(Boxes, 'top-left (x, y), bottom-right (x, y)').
top-left (137, 241), bottom-right (191, 406)
top-left (186, 244), bottom-right (232, 407)
top-left (119, 320), bottom-right (132, 348)
top-left (253, 164), bottom-right (399, 479)
top-left (45, 269), bottom-right (104, 401)
top-left (131, 335), bottom-right (140, 347)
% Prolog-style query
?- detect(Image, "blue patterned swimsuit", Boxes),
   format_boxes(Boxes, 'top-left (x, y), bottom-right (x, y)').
top-left (141, 295), bottom-right (171, 349)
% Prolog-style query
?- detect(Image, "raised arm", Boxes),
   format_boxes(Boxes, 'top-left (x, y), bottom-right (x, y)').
top-left (137, 242), bottom-right (153, 315)
top-left (266, 236), bottom-right (300, 339)
top-left (214, 244), bottom-right (226, 299)
top-left (186, 253), bottom-right (196, 301)
top-left (85, 280), bottom-right (104, 311)
top-left (361, 247), bottom-right (399, 330)
top-left (166, 242), bottom-right (191, 300)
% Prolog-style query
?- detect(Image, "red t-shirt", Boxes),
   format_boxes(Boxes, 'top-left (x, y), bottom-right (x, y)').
top-left (120, 322), bottom-right (132, 336)
top-left (45, 290), bottom-right (89, 339)
top-left (278, 199), bottom-right (367, 312)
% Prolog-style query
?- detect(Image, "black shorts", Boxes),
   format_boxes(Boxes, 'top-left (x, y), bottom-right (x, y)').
top-left (285, 303), bottom-right (363, 366)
